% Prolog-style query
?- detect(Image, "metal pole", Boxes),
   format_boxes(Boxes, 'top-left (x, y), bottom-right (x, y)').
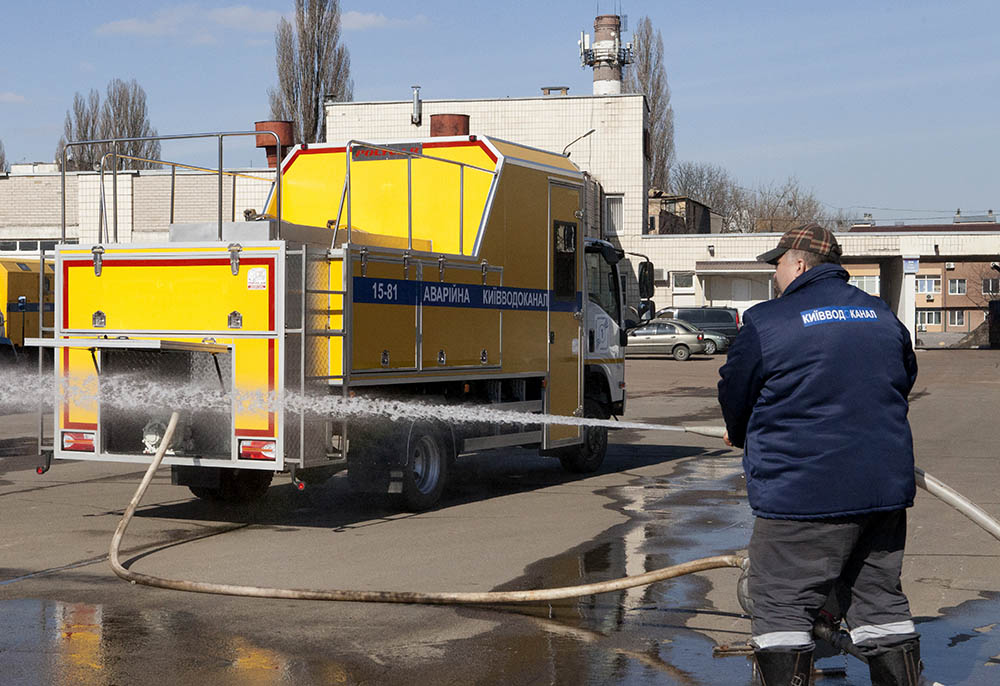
top-left (170, 165), bottom-right (176, 224)
top-left (60, 151), bottom-right (67, 242)
top-left (459, 165), bottom-right (464, 255)
top-left (346, 145), bottom-right (352, 243)
top-left (407, 156), bottom-right (413, 251)
top-left (231, 173), bottom-right (237, 222)
top-left (218, 135), bottom-right (224, 240)
top-left (112, 142), bottom-right (119, 242)
top-left (275, 134), bottom-right (282, 238)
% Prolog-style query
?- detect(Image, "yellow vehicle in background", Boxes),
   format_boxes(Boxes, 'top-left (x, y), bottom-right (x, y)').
top-left (0, 258), bottom-right (54, 360)
top-left (30, 130), bottom-right (652, 510)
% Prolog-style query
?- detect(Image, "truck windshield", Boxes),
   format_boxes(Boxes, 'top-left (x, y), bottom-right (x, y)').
top-left (586, 251), bottom-right (621, 323)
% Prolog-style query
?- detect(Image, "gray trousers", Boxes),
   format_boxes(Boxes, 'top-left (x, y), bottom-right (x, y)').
top-left (748, 509), bottom-right (918, 654)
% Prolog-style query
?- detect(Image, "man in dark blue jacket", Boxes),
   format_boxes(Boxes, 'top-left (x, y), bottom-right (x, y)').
top-left (718, 224), bottom-right (923, 685)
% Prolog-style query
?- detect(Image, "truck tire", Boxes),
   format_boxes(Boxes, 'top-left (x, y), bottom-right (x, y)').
top-left (188, 485), bottom-right (222, 501)
top-left (559, 398), bottom-right (609, 474)
top-left (218, 469), bottom-right (273, 504)
top-left (672, 344), bottom-right (691, 361)
top-left (398, 422), bottom-right (449, 511)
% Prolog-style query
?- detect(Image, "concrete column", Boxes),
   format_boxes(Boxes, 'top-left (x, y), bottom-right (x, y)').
top-left (883, 256), bottom-right (916, 346)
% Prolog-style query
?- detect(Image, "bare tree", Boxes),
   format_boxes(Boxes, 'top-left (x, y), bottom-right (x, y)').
top-left (101, 78), bottom-right (161, 168)
top-left (56, 89), bottom-right (103, 171)
top-left (0, 138), bottom-right (7, 172)
top-left (624, 16), bottom-right (674, 191)
top-left (268, 0), bottom-right (353, 144)
top-left (750, 177), bottom-right (828, 233)
top-left (670, 161), bottom-right (748, 229)
top-left (56, 80), bottom-right (160, 170)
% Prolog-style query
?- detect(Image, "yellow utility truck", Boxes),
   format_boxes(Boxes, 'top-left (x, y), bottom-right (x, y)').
top-left (31, 132), bottom-right (652, 509)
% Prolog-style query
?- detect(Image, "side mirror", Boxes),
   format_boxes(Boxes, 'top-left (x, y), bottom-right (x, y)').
top-left (637, 300), bottom-right (656, 321)
top-left (620, 329), bottom-right (629, 346)
top-left (637, 261), bottom-right (654, 300)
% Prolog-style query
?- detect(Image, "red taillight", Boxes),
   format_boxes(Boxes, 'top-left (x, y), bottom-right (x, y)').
top-left (239, 439), bottom-right (276, 460)
top-left (62, 431), bottom-right (95, 452)
top-left (698, 334), bottom-right (704, 341)
top-left (735, 311), bottom-right (741, 328)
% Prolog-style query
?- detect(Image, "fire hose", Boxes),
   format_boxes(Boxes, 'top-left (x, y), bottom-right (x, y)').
top-left (111, 413), bottom-right (1000, 610)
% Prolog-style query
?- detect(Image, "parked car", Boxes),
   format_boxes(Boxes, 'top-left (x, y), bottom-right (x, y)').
top-left (654, 306), bottom-right (741, 341)
top-left (695, 327), bottom-right (730, 355)
top-left (626, 318), bottom-right (706, 361)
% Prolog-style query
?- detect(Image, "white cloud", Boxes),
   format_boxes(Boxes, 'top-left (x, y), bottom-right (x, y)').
top-left (0, 92), bottom-right (27, 104)
top-left (96, 4), bottom-right (281, 41)
top-left (96, 5), bottom-right (198, 36)
top-left (208, 6), bottom-right (282, 33)
top-left (342, 11), bottom-right (427, 31)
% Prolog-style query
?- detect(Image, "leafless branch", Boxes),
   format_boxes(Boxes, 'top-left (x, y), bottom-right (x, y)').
top-left (624, 16), bottom-right (674, 191)
top-left (269, 0), bottom-right (353, 144)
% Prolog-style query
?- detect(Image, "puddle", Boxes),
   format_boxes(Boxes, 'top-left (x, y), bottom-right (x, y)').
top-left (0, 598), bottom-right (354, 686)
top-left (467, 454), bottom-right (1000, 685)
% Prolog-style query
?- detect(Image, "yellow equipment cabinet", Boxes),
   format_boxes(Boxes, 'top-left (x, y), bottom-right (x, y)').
top-left (0, 259), bottom-right (54, 353)
top-left (31, 132), bottom-right (634, 510)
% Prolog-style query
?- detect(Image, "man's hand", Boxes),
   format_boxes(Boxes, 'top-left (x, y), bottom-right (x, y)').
top-left (723, 430), bottom-right (733, 447)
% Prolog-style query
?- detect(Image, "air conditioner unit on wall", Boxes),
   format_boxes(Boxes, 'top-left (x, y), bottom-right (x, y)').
top-left (925, 294), bottom-right (934, 301)
top-left (945, 262), bottom-right (955, 270)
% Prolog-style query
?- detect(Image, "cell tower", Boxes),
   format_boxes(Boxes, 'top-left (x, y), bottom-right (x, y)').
top-left (579, 14), bottom-right (634, 95)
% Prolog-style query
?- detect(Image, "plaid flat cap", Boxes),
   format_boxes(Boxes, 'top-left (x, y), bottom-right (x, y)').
top-left (757, 223), bottom-right (842, 265)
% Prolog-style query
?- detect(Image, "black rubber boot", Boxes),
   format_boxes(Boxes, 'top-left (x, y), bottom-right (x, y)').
top-left (867, 639), bottom-right (923, 686)
top-left (753, 648), bottom-right (814, 686)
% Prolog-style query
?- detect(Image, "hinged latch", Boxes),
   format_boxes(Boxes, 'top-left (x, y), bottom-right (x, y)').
top-left (92, 245), bottom-right (105, 276)
top-left (227, 243), bottom-right (242, 276)
top-left (402, 251), bottom-right (410, 280)
top-left (438, 255), bottom-right (446, 282)
top-left (573, 310), bottom-right (584, 321)
top-left (360, 247), bottom-right (369, 277)
top-left (481, 260), bottom-right (489, 285)
top-left (574, 209), bottom-right (585, 220)
top-left (572, 405), bottom-right (584, 417)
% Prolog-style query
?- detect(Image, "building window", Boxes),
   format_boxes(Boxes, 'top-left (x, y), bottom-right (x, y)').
top-left (948, 279), bottom-right (967, 295)
top-left (603, 195), bottom-right (623, 237)
top-left (672, 272), bottom-right (694, 291)
top-left (849, 275), bottom-right (880, 295)
top-left (915, 276), bottom-right (941, 294)
top-left (917, 310), bottom-right (942, 326)
top-left (948, 310), bottom-right (965, 326)
top-left (983, 278), bottom-right (999, 295)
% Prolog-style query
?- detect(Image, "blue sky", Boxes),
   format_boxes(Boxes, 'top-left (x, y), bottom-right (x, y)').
top-left (2, 1), bottom-right (998, 223)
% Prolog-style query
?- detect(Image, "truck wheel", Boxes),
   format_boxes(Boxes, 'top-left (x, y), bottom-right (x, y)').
top-left (218, 469), bottom-right (273, 504)
top-left (672, 344), bottom-right (691, 361)
top-left (398, 423), bottom-right (449, 511)
top-left (188, 485), bottom-right (222, 501)
top-left (559, 399), bottom-right (609, 474)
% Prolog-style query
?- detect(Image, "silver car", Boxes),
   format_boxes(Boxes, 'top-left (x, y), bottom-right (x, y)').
top-left (662, 319), bottom-right (731, 355)
top-left (626, 318), bottom-right (706, 361)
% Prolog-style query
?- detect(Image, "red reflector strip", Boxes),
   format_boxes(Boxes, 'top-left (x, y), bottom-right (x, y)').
top-left (239, 439), bottom-right (276, 461)
top-left (62, 431), bottom-right (95, 452)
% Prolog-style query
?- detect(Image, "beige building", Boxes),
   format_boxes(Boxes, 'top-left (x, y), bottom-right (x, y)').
top-left (638, 227), bottom-right (1000, 345)
top-left (0, 165), bottom-right (274, 247)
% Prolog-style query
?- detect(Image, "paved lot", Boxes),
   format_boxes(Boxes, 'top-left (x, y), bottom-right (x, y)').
top-left (1, 350), bottom-right (998, 684)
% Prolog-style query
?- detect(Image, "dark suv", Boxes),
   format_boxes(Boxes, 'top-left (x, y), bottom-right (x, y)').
top-left (654, 306), bottom-right (741, 340)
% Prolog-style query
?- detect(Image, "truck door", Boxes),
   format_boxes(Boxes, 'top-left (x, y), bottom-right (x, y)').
top-left (545, 181), bottom-right (583, 448)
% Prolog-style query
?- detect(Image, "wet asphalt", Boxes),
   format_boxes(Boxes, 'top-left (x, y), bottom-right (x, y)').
top-left (1, 351), bottom-right (999, 684)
